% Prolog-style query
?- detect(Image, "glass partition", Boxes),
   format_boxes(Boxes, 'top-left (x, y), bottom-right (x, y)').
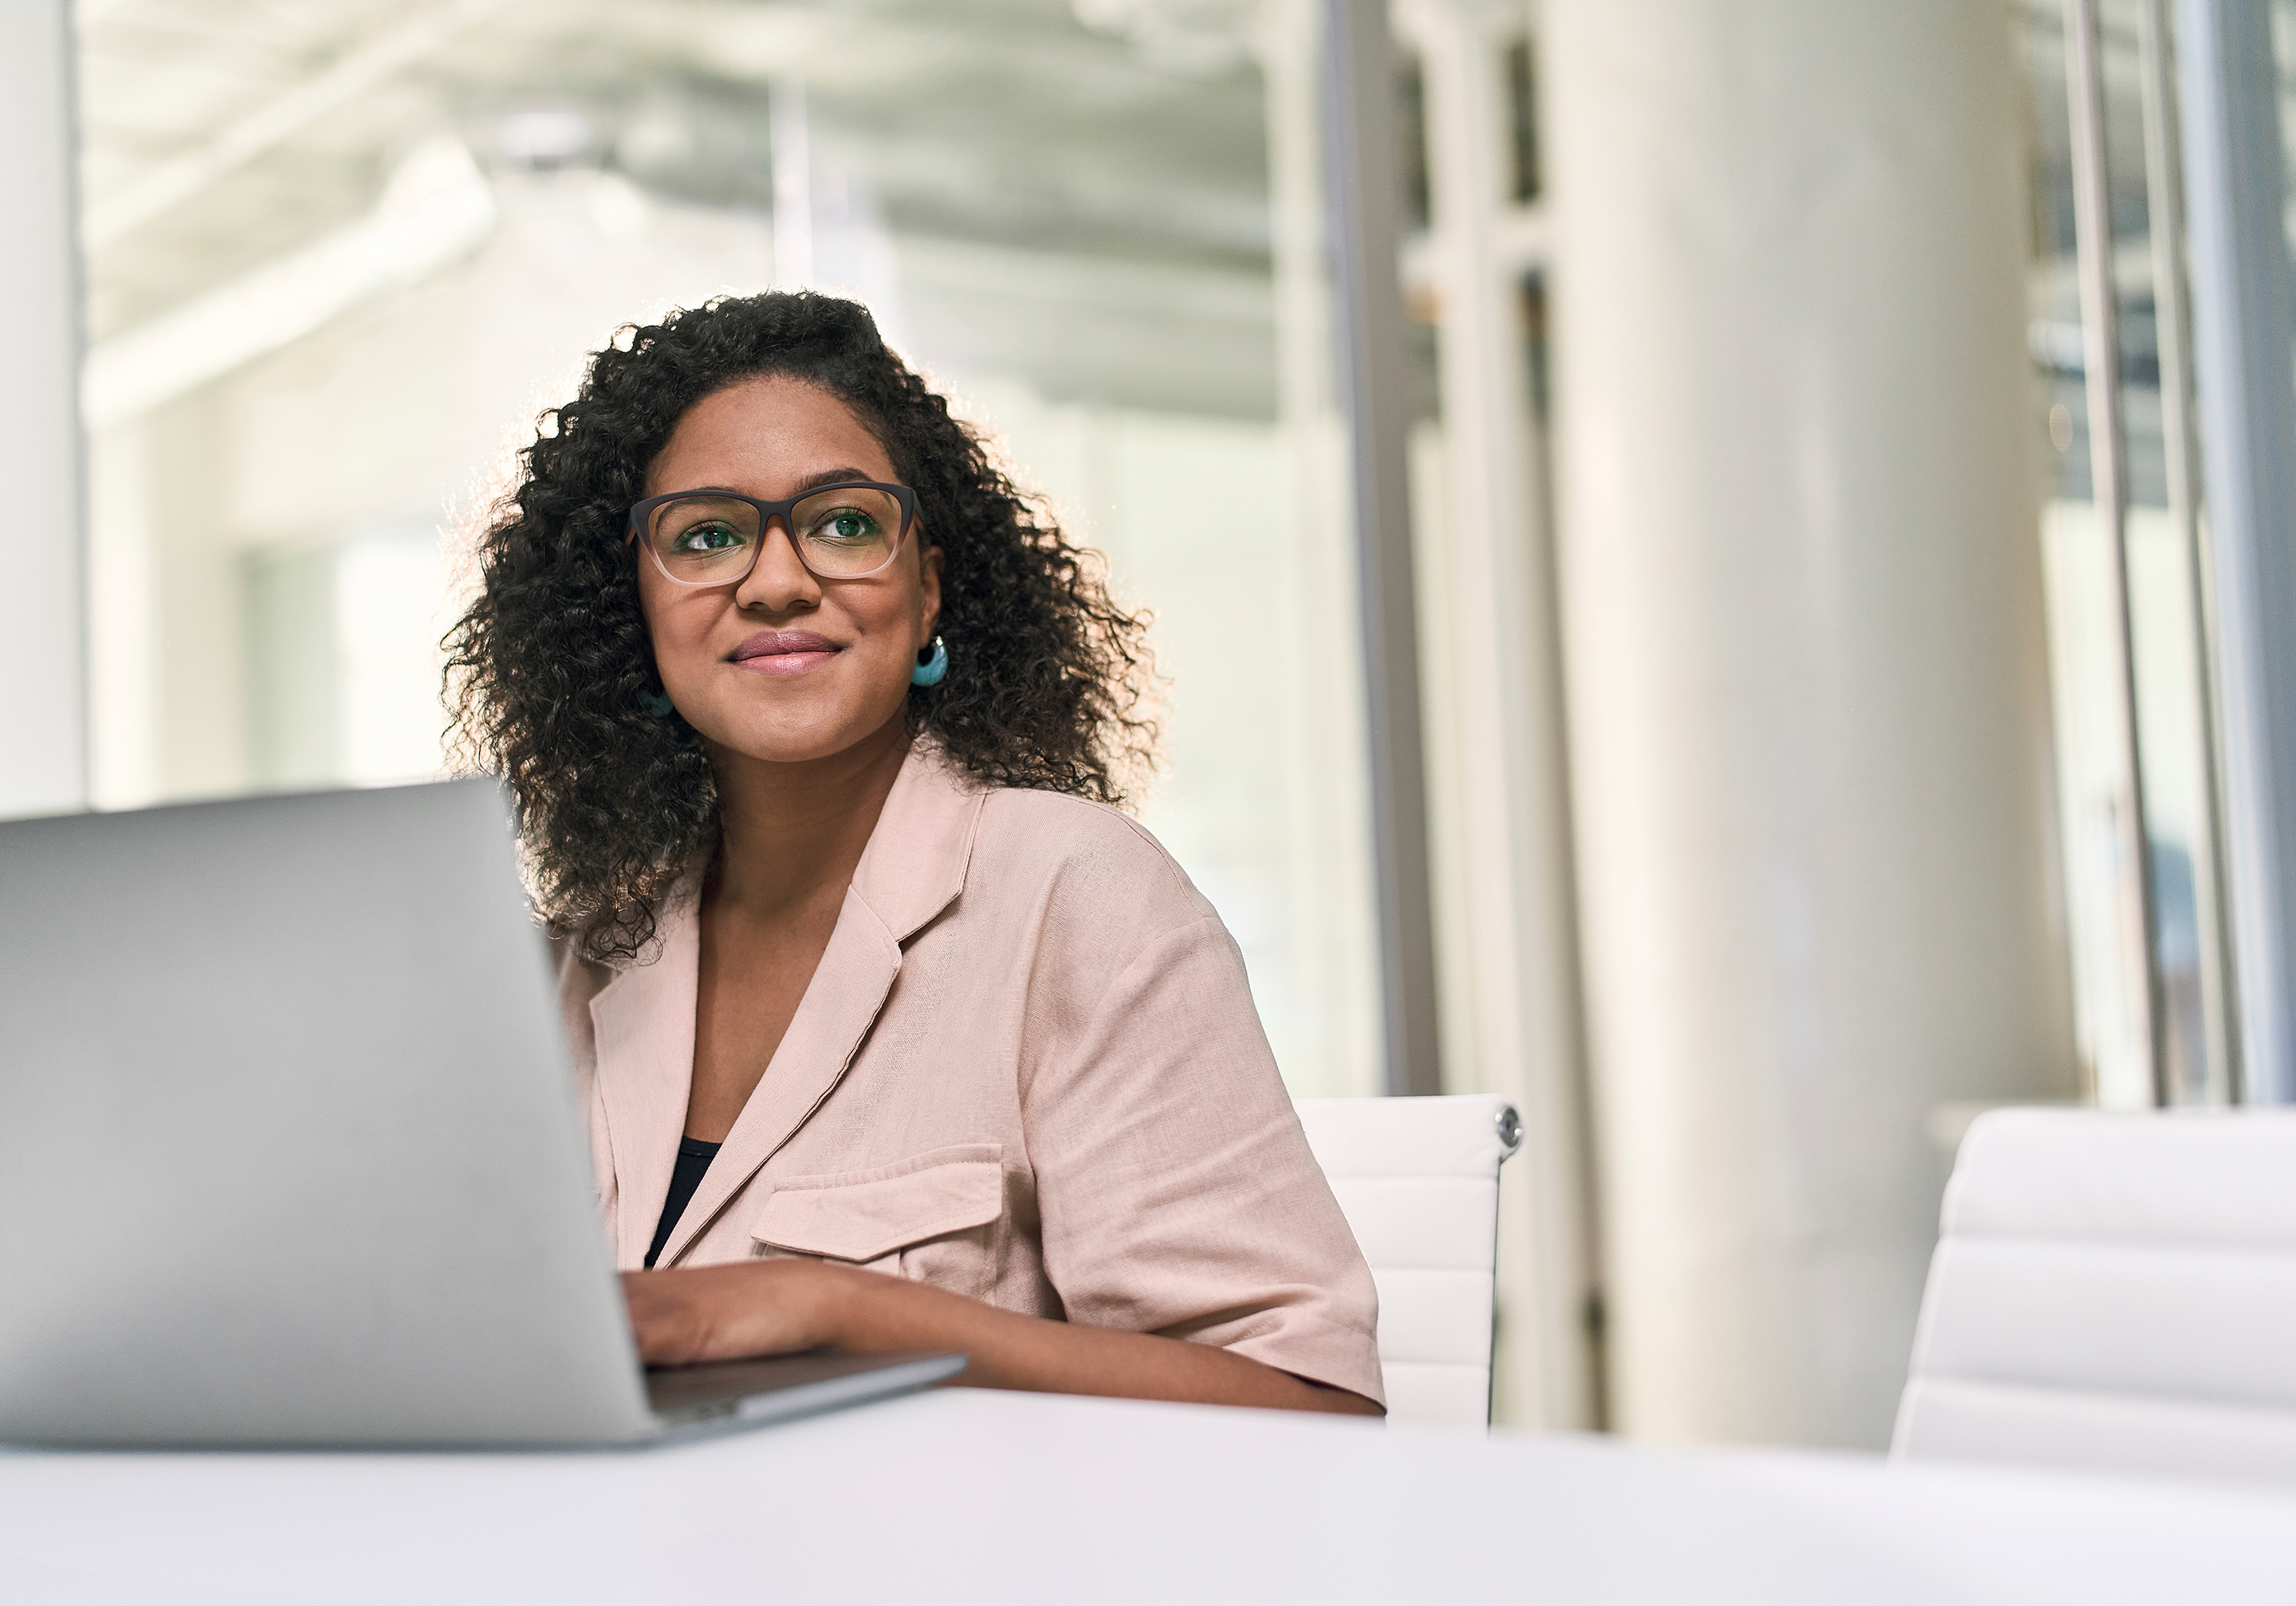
top-left (76, 0), bottom-right (1382, 1097)
top-left (2019, 0), bottom-right (2236, 1106)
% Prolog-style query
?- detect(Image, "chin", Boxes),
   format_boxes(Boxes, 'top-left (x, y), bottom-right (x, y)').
top-left (699, 705), bottom-right (887, 767)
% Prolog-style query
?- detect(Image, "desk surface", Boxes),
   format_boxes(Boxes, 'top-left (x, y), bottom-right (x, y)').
top-left (6, 1388), bottom-right (2295, 1604)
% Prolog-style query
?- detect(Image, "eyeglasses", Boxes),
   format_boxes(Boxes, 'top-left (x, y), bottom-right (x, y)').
top-left (627, 482), bottom-right (918, 587)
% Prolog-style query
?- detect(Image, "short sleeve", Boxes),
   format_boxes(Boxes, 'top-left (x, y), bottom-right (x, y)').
top-left (1021, 913), bottom-right (1384, 1405)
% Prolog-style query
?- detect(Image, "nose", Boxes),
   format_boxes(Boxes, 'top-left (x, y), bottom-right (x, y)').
top-left (732, 518), bottom-right (820, 615)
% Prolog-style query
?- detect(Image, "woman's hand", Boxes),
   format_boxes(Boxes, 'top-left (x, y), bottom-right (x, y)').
top-left (623, 1259), bottom-right (1382, 1417)
top-left (621, 1258), bottom-right (854, 1366)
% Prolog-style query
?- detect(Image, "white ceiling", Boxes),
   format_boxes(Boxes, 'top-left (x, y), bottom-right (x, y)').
top-left (77, 0), bottom-right (1280, 414)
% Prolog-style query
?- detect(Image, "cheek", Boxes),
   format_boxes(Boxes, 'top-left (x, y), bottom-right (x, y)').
top-left (824, 561), bottom-right (932, 647)
top-left (637, 582), bottom-right (713, 660)
top-left (855, 586), bottom-right (925, 636)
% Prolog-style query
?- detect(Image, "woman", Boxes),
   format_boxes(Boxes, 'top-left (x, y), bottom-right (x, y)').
top-left (448, 292), bottom-right (1382, 1416)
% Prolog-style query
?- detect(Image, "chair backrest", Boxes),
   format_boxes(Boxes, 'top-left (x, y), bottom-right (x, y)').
top-left (1293, 1094), bottom-right (1520, 1427)
top-left (1894, 1105), bottom-right (2296, 1485)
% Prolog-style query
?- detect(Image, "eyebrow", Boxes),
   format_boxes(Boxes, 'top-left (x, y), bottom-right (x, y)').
top-left (669, 468), bottom-right (887, 500)
top-left (793, 466), bottom-right (883, 493)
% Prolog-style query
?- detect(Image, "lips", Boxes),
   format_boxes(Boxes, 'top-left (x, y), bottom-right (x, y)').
top-left (729, 630), bottom-right (841, 677)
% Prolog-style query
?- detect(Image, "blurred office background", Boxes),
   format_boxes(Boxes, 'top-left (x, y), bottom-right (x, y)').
top-left (10, 0), bottom-right (2296, 1449)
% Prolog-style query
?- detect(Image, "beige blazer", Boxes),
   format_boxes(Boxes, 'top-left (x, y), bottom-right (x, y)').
top-left (556, 744), bottom-right (1384, 1404)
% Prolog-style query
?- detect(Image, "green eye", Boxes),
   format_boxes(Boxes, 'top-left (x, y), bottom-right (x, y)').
top-left (808, 507), bottom-right (882, 545)
top-left (670, 521), bottom-right (745, 553)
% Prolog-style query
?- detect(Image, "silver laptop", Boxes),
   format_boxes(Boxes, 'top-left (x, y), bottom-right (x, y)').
top-left (0, 779), bottom-right (963, 1447)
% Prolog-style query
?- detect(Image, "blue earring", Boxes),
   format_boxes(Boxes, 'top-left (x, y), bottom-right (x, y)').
top-left (910, 636), bottom-right (948, 688)
top-left (641, 689), bottom-right (676, 717)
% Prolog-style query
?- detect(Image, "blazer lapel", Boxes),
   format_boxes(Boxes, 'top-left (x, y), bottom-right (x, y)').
top-left (651, 743), bottom-right (991, 1267)
top-left (847, 742), bottom-right (988, 944)
top-left (588, 893), bottom-right (702, 1269)
top-left (656, 889), bottom-right (900, 1266)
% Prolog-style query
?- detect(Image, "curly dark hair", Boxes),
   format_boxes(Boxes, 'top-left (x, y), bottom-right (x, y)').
top-left (445, 292), bottom-right (1158, 962)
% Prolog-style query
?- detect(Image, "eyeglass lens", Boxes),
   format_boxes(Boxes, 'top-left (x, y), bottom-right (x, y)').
top-left (646, 487), bottom-right (903, 581)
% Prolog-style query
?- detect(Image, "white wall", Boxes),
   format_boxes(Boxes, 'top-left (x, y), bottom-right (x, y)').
top-left (1547, 0), bottom-right (2079, 1446)
top-left (0, 0), bottom-right (85, 819)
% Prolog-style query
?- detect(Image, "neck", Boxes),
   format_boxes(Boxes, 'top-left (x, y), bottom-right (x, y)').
top-left (705, 713), bottom-right (913, 917)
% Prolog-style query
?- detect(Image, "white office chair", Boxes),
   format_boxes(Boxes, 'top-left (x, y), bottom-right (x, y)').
top-left (1894, 1105), bottom-right (2296, 1486)
top-left (1294, 1094), bottom-right (1521, 1427)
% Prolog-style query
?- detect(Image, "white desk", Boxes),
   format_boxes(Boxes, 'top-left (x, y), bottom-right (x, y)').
top-left (6, 1388), bottom-right (2295, 1604)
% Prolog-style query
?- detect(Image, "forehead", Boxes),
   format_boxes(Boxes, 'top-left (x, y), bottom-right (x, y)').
top-left (645, 375), bottom-right (894, 497)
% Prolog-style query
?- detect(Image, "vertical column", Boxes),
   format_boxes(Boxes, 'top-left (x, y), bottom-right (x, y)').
top-left (2175, 0), bottom-right (2296, 1105)
top-left (1397, 0), bottom-right (1597, 1428)
top-left (2065, 0), bottom-right (2166, 1100)
top-left (1546, 0), bottom-right (2078, 1444)
top-left (1259, 0), bottom-right (1388, 1100)
top-left (0, 0), bottom-right (86, 819)
top-left (1321, 0), bottom-right (1444, 1096)
top-left (2137, 0), bottom-right (2239, 1103)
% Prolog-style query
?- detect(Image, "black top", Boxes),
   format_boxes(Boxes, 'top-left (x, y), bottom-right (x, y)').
top-left (644, 1135), bottom-right (723, 1269)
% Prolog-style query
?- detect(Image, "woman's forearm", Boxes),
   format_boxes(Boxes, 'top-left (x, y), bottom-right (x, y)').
top-left (623, 1262), bottom-right (1383, 1417)
top-left (827, 1265), bottom-right (1382, 1414)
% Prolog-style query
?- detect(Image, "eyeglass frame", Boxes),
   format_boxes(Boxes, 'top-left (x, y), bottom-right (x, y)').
top-left (625, 481), bottom-right (921, 587)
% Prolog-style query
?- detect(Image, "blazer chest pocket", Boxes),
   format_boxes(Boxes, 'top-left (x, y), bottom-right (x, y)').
top-left (750, 1144), bottom-right (1005, 1301)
